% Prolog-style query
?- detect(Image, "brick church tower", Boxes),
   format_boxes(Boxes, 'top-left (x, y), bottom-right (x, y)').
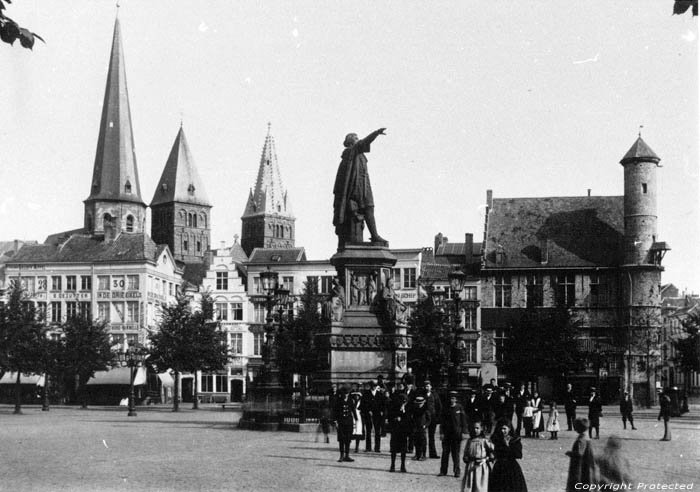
top-left (84, 18), bottom-right (147, 238)
top-left (240, 124), bottom-right (295, 256)
top-left (150, 125), bottom-right (212, 264)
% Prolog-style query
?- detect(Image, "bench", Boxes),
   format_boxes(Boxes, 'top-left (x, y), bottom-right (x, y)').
top-left (221, 403), bottom-right (237, 410)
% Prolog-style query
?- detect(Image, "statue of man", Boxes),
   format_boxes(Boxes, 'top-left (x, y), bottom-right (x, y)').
top-left (333, 128), bottom-right (387, 250)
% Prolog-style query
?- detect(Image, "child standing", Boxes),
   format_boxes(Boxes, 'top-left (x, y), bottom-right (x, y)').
top-left (461, 420), bottom-right (494, 492)
top-left (565, 418), bottom-right (598, 492)
top-left (546, 401), bottom-right (561, 440)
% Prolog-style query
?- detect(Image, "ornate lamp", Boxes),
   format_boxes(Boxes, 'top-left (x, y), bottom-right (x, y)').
top-left (260, 268), bottom-right (279, 296)
top-left (448, 269), bottom-right (466, 296)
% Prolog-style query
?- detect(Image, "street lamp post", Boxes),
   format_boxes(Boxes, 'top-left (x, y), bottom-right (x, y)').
top-left (448, 270), bottom-right (466, 389)
top-left (258, 268), bottom-right (289, 390)
top-left (116, 338), bottom-right (146, 417)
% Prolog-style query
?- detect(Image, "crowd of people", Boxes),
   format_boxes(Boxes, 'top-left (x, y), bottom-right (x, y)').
top-left (317, 373), bottom-right (672, 492)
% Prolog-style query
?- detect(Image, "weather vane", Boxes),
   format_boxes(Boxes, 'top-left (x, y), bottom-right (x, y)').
top-left (639, 125), bottom-right (644, 137)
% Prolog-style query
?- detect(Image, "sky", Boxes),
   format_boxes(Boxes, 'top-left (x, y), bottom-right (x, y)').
top-left (1, 1), bottom-right (698, 291)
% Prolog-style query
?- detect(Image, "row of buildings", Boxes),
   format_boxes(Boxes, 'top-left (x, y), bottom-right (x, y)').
top-left (1, 17), bottom-right (697, 405)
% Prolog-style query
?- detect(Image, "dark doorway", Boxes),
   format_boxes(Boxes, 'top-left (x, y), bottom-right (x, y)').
top-left (230, 379), bottom-right (243, 402)
top-left (181, 378), bottom-right (193, 403)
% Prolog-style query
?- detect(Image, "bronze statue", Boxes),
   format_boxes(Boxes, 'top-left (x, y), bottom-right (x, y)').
top-left (333, 128), bottom-right (387, 250)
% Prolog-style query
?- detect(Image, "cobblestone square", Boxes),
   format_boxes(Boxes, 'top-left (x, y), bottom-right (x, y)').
top-left (1, 405), bottom-right (698, 492)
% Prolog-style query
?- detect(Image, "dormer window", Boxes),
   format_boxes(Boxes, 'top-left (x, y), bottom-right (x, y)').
top-left (162, 183), bottom-right (168, 192)
top-left (188, 184), bottom-right (195, 195)
top-left (124, 180), bottom-right (132, 194)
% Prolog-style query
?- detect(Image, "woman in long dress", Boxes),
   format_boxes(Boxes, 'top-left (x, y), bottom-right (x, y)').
top-left (489, 420), bottom-right (528, 492)
top-left (350, 387), bottom-right (364, 452)
top-left (530, 392), bottom-right (544, 438)
top-left (461, 420), bottom-right (494, 492)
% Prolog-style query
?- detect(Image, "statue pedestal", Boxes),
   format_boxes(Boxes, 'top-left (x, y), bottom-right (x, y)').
top-left (315, 243), bottom-right (412, 388)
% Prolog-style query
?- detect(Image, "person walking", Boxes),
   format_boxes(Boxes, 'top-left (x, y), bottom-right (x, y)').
top-left (411, 395), bottom-right (430, 460)
top-left (333, 387), bottom-right (357, 462)
top-left (388, 393), bottom-right (411, 472)
top-left (422, 380), bottom-right (442, 458)
top-left (658, 388), bottom-right (672, 441)
top-left (439, 391), bottom-right (469, 478)
top-left (565, 418), bottom-right (598, 491)
top-left (489, 420), bottom-right (528, 492)
top-left (461, 420), bottom-right (494, 492)
top-left (619, 391), bottom-right (636, 430)
top-left (563, 383), bottom-right (577, 431)
top-left (587, 388), bottom-right (602, 440)
top-left (546, 401), bottom-right (560, 440)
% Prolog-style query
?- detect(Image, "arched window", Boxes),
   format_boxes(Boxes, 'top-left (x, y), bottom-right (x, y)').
top-left (188, 213), bottom-right (193, 227)
top-left (183, 233), bottom-right (189, 252)
top-left (196, 241), bottom-right (201, 252)
top-left (126, 215), bottom-right (134, 232)
top-left (124, 180), bottom-right (132, 194)
top-left (103, 213), bottom-right (112, 227)
top-left (188, 183), bottom-right (195, 196)
top-left (193, 214), bottom-right (198, 228)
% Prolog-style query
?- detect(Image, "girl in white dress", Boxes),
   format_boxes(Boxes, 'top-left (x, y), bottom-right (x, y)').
top-left (546, 401), bottom-right (561, 440)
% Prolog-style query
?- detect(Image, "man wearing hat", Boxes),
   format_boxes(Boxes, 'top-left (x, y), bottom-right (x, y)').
top-left (439, 391), bottom-right (468, 477)
top-left (333, 387), bottom-right (357, 462)
top-left (619, 390), bottom-right (636, 430)
top-left (587, 387), bottom-right (602, 439)
top-left (480, 386), bottom-right (497, 434)
top-left (411, 396), bottom-right (430, 460)
top-left (421, 380), bottom-right (442, 458)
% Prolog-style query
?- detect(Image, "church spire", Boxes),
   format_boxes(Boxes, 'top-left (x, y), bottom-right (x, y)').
top-left (240, 124), bottom-right (295, 255)
top-left (83, 17), bottom-right (146, 236)
top-left (86, 17), bottom-right (144, 206)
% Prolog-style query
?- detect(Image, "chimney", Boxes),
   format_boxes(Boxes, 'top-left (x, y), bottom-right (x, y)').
top-left (434, 233), bottom-right (444, 255)
top-left (13, 239), bottom-right (19, 253)
top-left (464, 233), bottom-right (473, 263)
top-left (587, 189), bottom-right (591, 197)
top-left (220, 241), bottom-right (226, 250)
top-left (486, 189), bottom-right (493, 209)
top-left (104, 221), bottom-right (116, 243)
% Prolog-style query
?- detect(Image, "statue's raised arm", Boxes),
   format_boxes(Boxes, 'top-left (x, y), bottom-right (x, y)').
top-left (332, 128), bottom-right (388, 250)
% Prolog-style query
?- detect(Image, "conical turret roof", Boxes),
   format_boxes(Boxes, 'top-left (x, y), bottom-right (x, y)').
top-left (151, 126), bottom-right (211, 207)
top-left (86, 18), bottom-right (144, 205)
top-left (242, 124), bottom-right (294, 218)
top-left (620, 136), bottom-right (660, 164)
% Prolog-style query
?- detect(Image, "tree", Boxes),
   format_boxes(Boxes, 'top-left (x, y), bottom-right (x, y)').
top-left (148, 291), bottom-right (229, 412)
top-left (276, 281), bottom-right (326, 422)
top-left (62, 315), bottom-right (115, 408)
top-left (674, 311), bottom-right (700, 387)
top-left (0, 284), bottom-right (48, 414)
top-left (407, 297), bottom-right (452, 387)
top-left (0, 0), bottom-right (44, 49)
top-left (500, 306), bottom-right (585, 387)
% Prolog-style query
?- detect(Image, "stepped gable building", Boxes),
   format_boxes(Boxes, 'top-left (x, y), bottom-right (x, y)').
top-left (480, 136), bottom-right (670, 403)
top-left (241, 125), bottom-right (295, 256)
top-left (150, 125), bottom-right (212, 284)
top-left (84, 18), bottom-right (147, 238)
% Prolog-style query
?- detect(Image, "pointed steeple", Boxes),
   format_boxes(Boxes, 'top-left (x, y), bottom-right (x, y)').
top-left (242, 124), bottom-right (293, 218)
top-left (240, 124), bottom-right (295, 256)
top-left (620, 136), bottom-right (660, 165)
top-left (86, 17), bottom-right (144, 205)
top-left (151, 126), bottom-right (211, 207)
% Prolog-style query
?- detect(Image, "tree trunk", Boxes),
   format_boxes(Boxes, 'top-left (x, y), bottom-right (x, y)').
top-left (192, 370), bottom-right (199, 410)
top-left (173, 371), bottom-right (180, 412)
top-left (299, 376), bottom-right (307, 424)
top-left (13, 371), bottom-right (22, 414)
top-left (80, 376), bottom-right (88, 409)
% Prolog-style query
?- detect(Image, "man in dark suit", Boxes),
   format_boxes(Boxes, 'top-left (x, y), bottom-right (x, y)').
top-left (333, 387), bottom-right (357, 462)
top-left (562, 383), bottom-right (577, 431)
top-left (438, 391), bottom-right (468, 478)
top-left (480, 387), bottom-right (497, 434)
top-left (587, 387), bottom-right (602, 439)
top-left (421, 380), bottom-right (442, 458)
top-left (464, 388), bottom-right (481, 424)
top-left (619, 390), bottom-right (636, 430)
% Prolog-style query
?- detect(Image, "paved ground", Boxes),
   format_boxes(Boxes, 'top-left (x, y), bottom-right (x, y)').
top-left (0, 404), bottom-right (698, 492)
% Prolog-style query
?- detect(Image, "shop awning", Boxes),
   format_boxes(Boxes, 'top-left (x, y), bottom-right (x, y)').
top-left (157, 372), bottom-right (174, 387)
top-left (86, 367), bottom-right (146, 386)
top-left (0, 372), bottom-right (44, 386)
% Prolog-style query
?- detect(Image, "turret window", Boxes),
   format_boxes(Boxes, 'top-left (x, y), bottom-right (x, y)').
top-left (642, 183), bottom-right (647, 194)
top-left (124, 181), bottom-right (132, 194)
top-left (188, 184), bottom-right (195, 195)
top-left (126, 215), bottom-right (134, 232)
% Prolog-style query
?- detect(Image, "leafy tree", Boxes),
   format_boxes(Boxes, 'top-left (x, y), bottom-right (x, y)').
top-left (674, 311), bottom-right (700, 386)
top-left (62, 315), bottom-right (115, 408)
top-left (276, 281), bottom-right (327, 422)
top-left (407, 297), bottom-right (453, 387)
top-left (0, 284), bottom-right (48, 414)
top-left (148, 291), bottom-right (229, 411)
top-left (0, 0), bottom-right (44, 49)
top-left (500, 306), bottom-right (585, 386)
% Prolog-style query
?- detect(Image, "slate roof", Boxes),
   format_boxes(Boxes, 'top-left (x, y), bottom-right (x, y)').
top-left (86, 18), bottom-right (145, 206)
top-left (247, 247), bottom-right (306, 264)
top-left (620, 137), bottom-right (660, 164)
top-left (483, 195), bottom-right (624, 269)
top-left (0, 240), bottom-right (38, 263)
top-left (435, 242), bottom-right (482, 262)
top-left (9, 233), bottom-right (160, 264)
top-left (150, 126), bottom-right (211, 207)
top-left (420, 262), bottom-right (458, 282)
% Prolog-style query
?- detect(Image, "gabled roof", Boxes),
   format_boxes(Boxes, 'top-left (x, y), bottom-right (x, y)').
top-left (436, 242), bottom-right (482, 260)
top-left (483, 195), bottom-right (624, 269)
top-left (86, 18), bottom-right (144, 206)
top-left (9, 233), bottom-right (161, 264)
top-left (620, 136), bottom-right (660, 165)
top-left (247, 247), bottom-right (306, 264)
top-left (241, 124), bottom-right (294, 219)
top-left (150, 126), bottom-right (211, 207)
top-left (0, 240), bottom-right (38, 263)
